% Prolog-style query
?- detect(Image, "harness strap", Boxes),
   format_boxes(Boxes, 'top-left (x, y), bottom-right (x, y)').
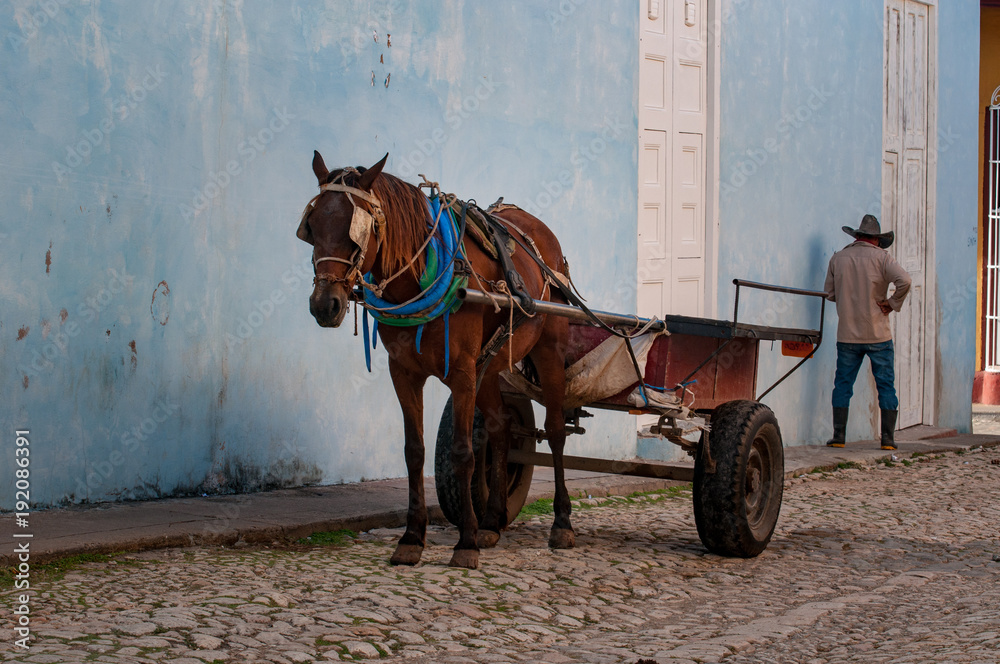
top-left (483, 207), bottom-right (660, 406)
top-left (475, 208), bottom-right (537, 315)
top-left (319, 182), bottom-right (385, 214)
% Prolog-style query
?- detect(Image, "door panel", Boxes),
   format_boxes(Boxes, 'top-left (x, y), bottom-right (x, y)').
top-left (638, 0), bottom-right (709, 319)
top-left (883, 0), bottom-right (929, 428)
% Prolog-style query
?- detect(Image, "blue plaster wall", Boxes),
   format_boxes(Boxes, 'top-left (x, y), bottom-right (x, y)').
top-left (718, 0), bottom-right (979, 444)
top-left (0, 0), bottom-right (639, 508)
top-left (934, 0), bottom-right (979, 433)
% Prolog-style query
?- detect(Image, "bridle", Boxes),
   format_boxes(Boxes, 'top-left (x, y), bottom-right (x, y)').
top-left (300, 169), bottom-right (449, 302)
top-left (298, 168), bottom-right (385, 294)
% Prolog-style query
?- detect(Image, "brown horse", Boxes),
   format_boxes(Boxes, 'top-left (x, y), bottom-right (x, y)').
top-left (298, 152), bottom-right (573, 568)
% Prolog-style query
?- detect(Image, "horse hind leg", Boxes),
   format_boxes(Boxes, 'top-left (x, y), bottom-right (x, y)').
top-left (388, 364), bottom-right (428, 566)
top-left (530, 326), bottom-right (575, 549)
top-left (475, 376), bottom-right (508, 549)
top-left (446, 365), bottom-right (482, 569)
top-left (545, 408), bottom-right (575, 550)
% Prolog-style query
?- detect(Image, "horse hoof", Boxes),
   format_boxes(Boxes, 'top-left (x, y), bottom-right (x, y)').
top-left (448, 549), bottom-right (480, 569)
top-left (477, 530), bottom-right (501, 548)
top-left (390, 544), bottom-right (424, 566)
top-left (549, 528), bottom-right (576, 549)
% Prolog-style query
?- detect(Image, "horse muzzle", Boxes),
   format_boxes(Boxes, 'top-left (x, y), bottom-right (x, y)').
top-left (309, 285), bottom-right (349, 328)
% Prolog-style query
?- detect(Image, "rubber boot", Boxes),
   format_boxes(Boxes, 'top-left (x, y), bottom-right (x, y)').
top-left (826, 407), bottom-right (849, 448)
top-left (880, 409), bottom-right (898, 450)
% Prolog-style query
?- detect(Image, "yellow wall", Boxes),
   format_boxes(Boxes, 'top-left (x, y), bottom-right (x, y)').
top-left (978, 7), bottom-right (1000, 371)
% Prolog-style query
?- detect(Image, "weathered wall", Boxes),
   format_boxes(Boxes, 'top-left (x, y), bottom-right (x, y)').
top-left (718, 0), bottom-right (978, 443)
top-left (1, 0), bottom-right (639, 508)
top-left (935, 0), bottom-right (979, 432)
top-left (2, 0), bottom-right (979, 508)
top-left (718, 0), bottom-right (885, 445)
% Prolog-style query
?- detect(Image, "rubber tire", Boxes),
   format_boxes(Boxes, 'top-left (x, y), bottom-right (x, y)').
top-left (434, 395), bottom-right (536, 528)
top-left (693, 400), bottom-right (784, 557)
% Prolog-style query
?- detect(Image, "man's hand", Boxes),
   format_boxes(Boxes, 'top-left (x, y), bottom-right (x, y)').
top-left (877, 300), bottom-right (892, 316)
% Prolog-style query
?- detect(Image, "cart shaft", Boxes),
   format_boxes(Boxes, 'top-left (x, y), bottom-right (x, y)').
top-left (457, 288), bottom-right (665, 332)
top-left (457, 287), bottom-right (821, 343)
top-left (508, 449), bottom-right (694, 482)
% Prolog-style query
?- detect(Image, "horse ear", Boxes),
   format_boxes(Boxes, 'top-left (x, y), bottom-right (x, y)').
top-left (358, 153), bottom-right (388, 191)
top-left (312, 150), bottom-right (329, 183)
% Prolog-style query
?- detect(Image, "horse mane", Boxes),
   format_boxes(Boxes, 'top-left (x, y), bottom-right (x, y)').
top-left (325, 167), bottom-right (429, 278)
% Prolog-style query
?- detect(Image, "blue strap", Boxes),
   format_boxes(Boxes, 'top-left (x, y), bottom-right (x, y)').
top-left (363, 198), bottom-right (459, 318)
top-left (362, 309), bottom-right (372, 372)
top-left (360, 194), bottom-right (464, 377)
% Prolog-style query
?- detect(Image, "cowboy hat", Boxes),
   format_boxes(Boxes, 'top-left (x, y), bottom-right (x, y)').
top-left (843, 214), bottom-right (893, 249)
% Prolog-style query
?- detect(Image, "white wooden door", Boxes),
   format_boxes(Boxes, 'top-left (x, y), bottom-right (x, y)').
top-left (883, 0), bottom-right (930, 428)
top-left (638, 0), bottom-right (709, 319)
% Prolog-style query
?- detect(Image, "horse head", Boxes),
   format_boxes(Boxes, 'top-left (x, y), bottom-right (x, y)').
top-left (297, 151), bottom-right (387, 327)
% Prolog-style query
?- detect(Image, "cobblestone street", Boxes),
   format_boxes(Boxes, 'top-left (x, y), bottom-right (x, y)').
top-left (4, 446), bottom-right (1000, 664)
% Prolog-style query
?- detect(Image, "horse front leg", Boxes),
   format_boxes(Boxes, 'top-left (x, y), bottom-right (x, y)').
top-left (388, 363), bottom-right (428, 566)
top-left (447, 364), bottom-right (481, 569)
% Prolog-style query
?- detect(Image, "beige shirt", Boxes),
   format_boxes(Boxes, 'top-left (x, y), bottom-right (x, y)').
top-left (824, 241), bottom-right (912, 343)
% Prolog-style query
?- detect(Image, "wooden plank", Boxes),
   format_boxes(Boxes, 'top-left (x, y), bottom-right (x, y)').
top-left (507, 449), bottom-right (694, 482)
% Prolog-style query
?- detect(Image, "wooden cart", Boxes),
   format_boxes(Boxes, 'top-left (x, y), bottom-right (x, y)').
top-left (434, 279), bottom-right (827, 557)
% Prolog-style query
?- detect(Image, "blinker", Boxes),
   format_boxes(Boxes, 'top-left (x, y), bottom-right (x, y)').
top-left (350, 206), bottom-right (374, 251)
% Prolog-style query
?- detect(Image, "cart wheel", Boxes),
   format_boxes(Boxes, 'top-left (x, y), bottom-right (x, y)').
top-left (434, 395), bottom-right (536, 528)
top-left (693, 399), bottom-right (784, 557)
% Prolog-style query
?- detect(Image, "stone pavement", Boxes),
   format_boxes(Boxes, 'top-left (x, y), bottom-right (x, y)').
top-left (1, 424), bottom-right (1000, 663)
top-left (0, 425), bottom-right (983, 566)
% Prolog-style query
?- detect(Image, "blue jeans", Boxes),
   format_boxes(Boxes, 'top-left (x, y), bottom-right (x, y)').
top-left (832, 340), bottom-right (898, 411)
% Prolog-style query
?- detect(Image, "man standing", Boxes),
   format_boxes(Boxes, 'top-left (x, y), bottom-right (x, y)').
top-left (824, 214), bottom-right (912, 450)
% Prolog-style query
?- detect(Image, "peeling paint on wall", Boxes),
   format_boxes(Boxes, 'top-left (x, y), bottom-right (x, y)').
top-left (150, 281), bottom-right (170, 325)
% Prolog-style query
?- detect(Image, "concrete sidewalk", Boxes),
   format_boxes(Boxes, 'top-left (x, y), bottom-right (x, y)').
top-left (3, 426), bottom-right (998, 565)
